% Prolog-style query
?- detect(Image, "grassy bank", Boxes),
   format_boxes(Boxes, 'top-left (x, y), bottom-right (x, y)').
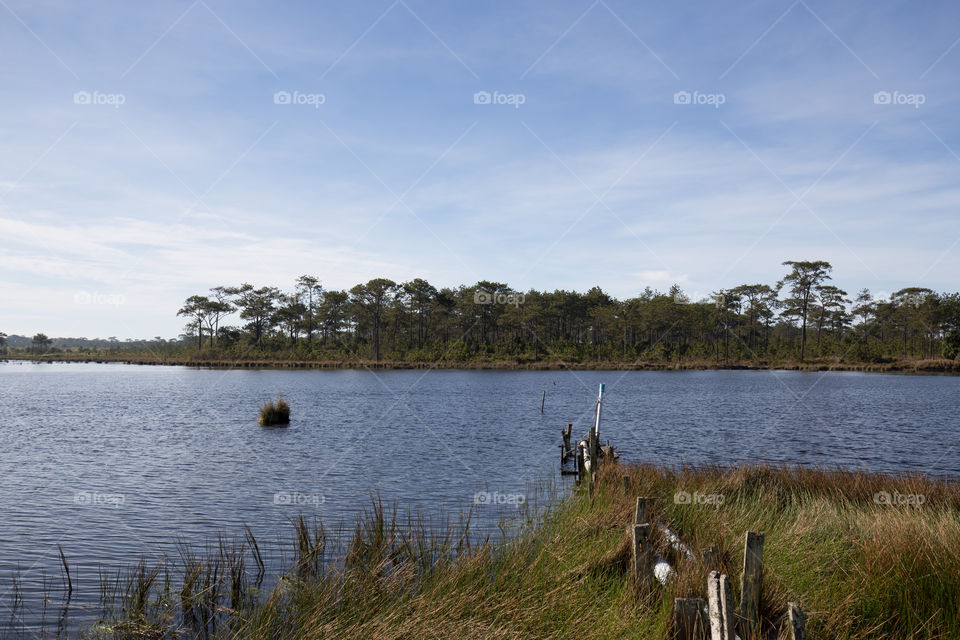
top-left (6, 352), bottom-right (960, 374)
top-left (87, 463), bottom-right (960, 639)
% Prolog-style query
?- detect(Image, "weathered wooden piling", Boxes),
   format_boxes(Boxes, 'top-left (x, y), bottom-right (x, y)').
top-left (739, 531), bottom-right (764, 635)
top-left (632, 523), bottom-right (653, 593)
top-left (707, 571), bottom-right (734, 640)
top-left (588, 383), bottom-right (604, 468)
top-left (634, 496), bottom-right (649, 525)
top-left (541, 390), bottom-right (546, 413)
top-left (788, 602), bottom-right (806, 640)
top-left (673, 597), bottom-right (708, 640)
top-left (575, 446), bottom-right (584, 483)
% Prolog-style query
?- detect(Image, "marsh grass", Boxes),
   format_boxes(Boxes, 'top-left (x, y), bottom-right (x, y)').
top-left (80, 464), bottom-right (960, 639)
top-left (258, 397), bottom-right (290, 426)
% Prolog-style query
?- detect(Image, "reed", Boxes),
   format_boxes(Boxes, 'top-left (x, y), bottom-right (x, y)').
top-left (258, 396), bottom-right (290, 426)
top-left (73, 464), bottom-right (960, 639)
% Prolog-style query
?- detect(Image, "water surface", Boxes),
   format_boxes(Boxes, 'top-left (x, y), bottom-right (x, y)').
top-left (0, 362), bottom-right (957, 633)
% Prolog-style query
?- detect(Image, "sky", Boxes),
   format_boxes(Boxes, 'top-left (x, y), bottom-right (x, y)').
top-left (1, 0), bottom-right (959, 339)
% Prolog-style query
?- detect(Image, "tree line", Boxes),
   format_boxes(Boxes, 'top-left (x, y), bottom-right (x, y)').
top-left (165, 261), bottom-right (960, 364)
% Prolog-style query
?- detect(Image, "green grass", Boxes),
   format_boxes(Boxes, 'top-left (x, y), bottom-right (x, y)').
top-left (87, 464), bottom-right (960, 639)
top-left (258, 397), bottom-right (290, 426)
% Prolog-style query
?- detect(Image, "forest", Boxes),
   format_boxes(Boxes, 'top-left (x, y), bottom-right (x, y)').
top-left (4, 260), bottom-right (959, 365)
top-left (164, 260), bottom-right (960, 364)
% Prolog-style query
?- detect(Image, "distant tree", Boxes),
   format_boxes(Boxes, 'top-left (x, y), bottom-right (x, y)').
top-left (32, 333), bottom-right (52, 353)
top-left (730, 284), bottom-right (775, 352)
top-left (177, 295), bottom-right (212, 351)
top-left (0, 332), bottom-right (6, 353)
top-left (892, 288), bottom-right (935, 357)
top-left (853, 289), bottom-right (874, 342)
top-left (712, 289), bottom-right (741, 363)
top-left (778, 260), bottom-right (832, 361)
top-left (295, 275), bottom-right (323, 343)
top-left (216, 325), bottom-right (242, 349)
top-left (813, 284), bottom-right (850, 349)
top-left (230, 284), bottom-right (280, 347)
top-left (402, 278), bottom-right (437, 350)
top-left (319, 290), bottom-right (349, 344)
top-left (274, 293), bottom-right (306, 344)
top-left (944, 330), bottom-right (960, 360)
top-left (350, 278), bottom-right (398, 361)
top-left (207, 287), bottom-right (235, 345)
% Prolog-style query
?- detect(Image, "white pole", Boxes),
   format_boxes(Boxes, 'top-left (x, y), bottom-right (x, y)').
top-left (594, 383), bottom-right (604, 440)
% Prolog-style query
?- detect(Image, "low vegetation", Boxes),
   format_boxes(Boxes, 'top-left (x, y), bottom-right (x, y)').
top-left (258, 397), bottom-right (290, 426)
top-left (79, 463), bottom-right (959, 639)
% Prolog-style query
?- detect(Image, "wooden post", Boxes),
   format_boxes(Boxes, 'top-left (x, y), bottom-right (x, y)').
top-left (673, 597), bottom-right (707, 640)
top-left (594, 383), bottom-right (604, 439)
top-left (634, 496), bottom-right (649, 525)
top-left (720, 574), bottom-right (734, 640)
top-left (562, 423), bottom-right (572, 455)
top-left (632, 523), bottom-right (652, 593)
top-left (590, 430), bottom-right (598, 475)
top-left (576, 446), bottom-right (584, 484)
top-left (622, 474), bottom-right (630, 492)
top-left (707, 571), bottom-right (734, 640)
top-left (738, 531), bottom-right (764, 635)
top-left (540, 390), bottom-right (546, 413)
top-left (590, 383), bottom-right (603, 467)
top-left (788, 602), bottom-right (806, 640)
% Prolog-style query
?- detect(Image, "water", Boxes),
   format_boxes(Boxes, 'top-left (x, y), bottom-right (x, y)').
top-left (1, 361), bottom-right (958, 634)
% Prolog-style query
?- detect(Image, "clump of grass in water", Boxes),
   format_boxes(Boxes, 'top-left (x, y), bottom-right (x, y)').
top-left (258, 397), bottom-right (290, 426)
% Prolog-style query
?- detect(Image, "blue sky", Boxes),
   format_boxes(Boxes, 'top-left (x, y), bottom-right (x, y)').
top-left (1, 0), bottom-right (959, 338)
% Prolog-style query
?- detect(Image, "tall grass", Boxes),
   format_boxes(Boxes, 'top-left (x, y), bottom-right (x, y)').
top-left (81, 464), bottom-right (960, 639)
top-left (258, 397), bottom-right (290, 426)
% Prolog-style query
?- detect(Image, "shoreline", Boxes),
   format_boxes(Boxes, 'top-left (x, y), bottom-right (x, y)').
top-left (3, 352), bottom-right (959, 374)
